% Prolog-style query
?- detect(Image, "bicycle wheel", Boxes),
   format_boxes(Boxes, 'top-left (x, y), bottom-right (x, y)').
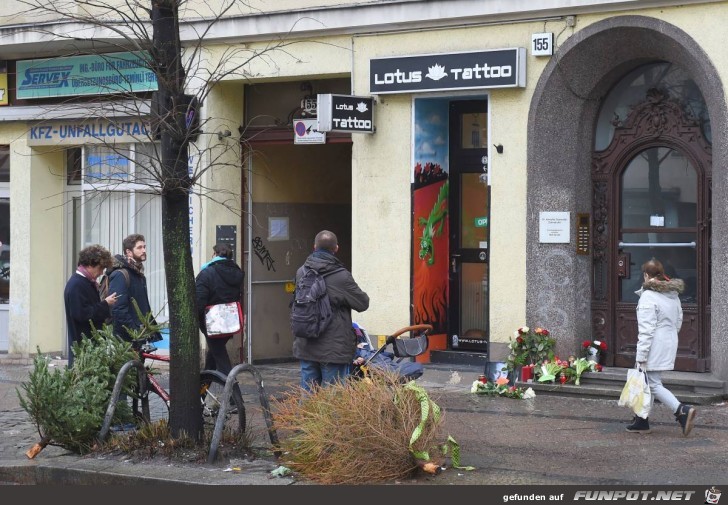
top-left (199, 370), bottom-right (246, 433)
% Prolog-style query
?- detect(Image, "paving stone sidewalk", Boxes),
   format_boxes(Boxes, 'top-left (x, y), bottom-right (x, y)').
top-left (2, 357), bottom-right (727, 487)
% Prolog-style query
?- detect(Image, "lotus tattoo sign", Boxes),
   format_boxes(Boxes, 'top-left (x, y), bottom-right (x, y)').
top-left (317, 94), bottom-right (375, 134)
top-left (369, 48), bottom-right (526, 94)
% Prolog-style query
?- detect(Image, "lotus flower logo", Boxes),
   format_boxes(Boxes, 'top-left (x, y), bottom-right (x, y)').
top-left (426, 64), bottom-right (448, 81)
top-left (356, 102), bottom-right (368, 113)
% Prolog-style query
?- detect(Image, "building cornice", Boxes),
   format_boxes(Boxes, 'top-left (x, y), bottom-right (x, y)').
top-left (0, 0), bottom-right (722, 58)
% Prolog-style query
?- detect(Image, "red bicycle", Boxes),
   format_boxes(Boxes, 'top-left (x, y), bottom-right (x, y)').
top-left (130, 335), bottom-right (246, 430)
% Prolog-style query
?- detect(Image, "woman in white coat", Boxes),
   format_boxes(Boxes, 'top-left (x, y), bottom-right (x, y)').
top-left (627, 258), bottom-right (696, 436)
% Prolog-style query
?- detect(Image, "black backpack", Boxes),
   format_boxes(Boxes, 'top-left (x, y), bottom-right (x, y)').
top-left (290, 266), bottom-right (342, 339)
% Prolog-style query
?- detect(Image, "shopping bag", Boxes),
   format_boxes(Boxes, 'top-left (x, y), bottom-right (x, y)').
top-left (618, 366), bottom-right (652, 419)
top-left (205, 301), bottom-right (243, 338)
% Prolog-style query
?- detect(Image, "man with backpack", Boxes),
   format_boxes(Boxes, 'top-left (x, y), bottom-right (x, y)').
top-left (291, 230), bottom-right (369, 391)
top-left (107, 233), bottom-right (159, 342)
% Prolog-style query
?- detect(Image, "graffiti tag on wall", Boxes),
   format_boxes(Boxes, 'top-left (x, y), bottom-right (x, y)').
top-left (252, 236), bottom-right (276, 271)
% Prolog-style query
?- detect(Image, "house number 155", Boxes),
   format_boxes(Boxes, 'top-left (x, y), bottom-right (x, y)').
top-left (531, 33), bottom-right (554, 57)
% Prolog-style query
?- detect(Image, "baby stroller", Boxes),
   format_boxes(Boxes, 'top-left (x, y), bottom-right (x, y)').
top-left (351, 323), bottom-right (432, 382)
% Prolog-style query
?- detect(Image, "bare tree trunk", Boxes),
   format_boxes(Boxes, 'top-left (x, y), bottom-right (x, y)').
top-left (154, 0), bottom-right (202, 439)
top-left (163, 191), bottom-right (202, 439)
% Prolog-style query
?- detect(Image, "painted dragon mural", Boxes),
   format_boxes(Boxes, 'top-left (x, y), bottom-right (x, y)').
top-left (418, 179), bottom-right (448, 266)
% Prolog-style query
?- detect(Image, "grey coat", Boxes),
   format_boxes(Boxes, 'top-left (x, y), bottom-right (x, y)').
top-left (292, 250), bottom-right (369, 364)
top-left (635, 277), bottom-right (685, 371)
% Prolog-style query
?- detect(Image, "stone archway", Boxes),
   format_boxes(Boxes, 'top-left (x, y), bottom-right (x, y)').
top-left (526, 15), bottom-right (728, 384)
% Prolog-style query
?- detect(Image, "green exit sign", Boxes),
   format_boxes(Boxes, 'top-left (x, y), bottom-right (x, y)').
top-left (474, 216), bottom-right (488, 227)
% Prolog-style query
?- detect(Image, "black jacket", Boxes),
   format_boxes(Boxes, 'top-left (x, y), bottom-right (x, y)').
top-left (195, 258), bottom-right (245, 336)
top-left (292, 250), bottom-right (369, 364)
top-left (108, 255), bottom-right (155, 341)
top-left (64, 272), bottom-right (111, 346)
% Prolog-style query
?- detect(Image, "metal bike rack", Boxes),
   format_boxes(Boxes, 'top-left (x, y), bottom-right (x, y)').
top-left (98, 359), bottom-right (148, 441)
top-left (207, 363), bottom-right (279, 464)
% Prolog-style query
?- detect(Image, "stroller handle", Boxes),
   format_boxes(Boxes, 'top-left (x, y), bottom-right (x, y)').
top-left (386, 324), bottom-right (433, 344)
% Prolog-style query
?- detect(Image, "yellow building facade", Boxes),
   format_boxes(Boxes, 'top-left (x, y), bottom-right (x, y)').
top-left (0, 1), bottom-right (726, 389)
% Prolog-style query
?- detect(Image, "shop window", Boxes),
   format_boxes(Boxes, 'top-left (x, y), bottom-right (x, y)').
top-left (66, 148), bottom-right (82, 185)
top-left (0, 198), bottom-right (8, 303)
top-left (0, 146), bottom-right (8, 183)
top-left (80, 143), bottom-right (167, 322)
top-left (85, 145), bottom-right (132, 184)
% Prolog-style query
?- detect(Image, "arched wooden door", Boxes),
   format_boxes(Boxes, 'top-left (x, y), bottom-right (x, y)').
top-left (591, 88), bottom-right (712, 372)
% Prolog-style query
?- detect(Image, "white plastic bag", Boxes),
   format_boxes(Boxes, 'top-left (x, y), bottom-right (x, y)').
top-left (205, 302), bottom-right (243, 338)
top-left (618, 366), bottom-right (652, 419)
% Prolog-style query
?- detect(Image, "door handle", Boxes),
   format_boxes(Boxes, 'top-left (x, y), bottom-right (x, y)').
top-left (451, 254), bottom-right (460, 273)
top-left (618, 241), bottom-right (696, 248)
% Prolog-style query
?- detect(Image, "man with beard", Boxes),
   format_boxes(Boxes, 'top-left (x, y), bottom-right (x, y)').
top-left (108, 233), bottom-right (159, 342)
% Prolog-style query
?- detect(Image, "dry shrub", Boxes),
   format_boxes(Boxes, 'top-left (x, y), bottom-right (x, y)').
top-left (271, 371), bottom-right (444, 484)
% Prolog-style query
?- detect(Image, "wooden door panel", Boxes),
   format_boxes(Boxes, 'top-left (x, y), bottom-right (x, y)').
top-left (614, 305), bottom-right (637, 367)
top-left (614, 303), bottom-right (702, 370)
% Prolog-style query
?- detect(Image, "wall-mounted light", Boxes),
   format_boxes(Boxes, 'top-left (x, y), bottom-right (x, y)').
top-left (493, 143), bottom-right (504, 154)
top-left (217, 129), bottom-right (232, 141)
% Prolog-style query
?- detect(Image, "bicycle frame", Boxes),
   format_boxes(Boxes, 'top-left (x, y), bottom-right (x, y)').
top-left (138, 343), bottom-right (170, 405)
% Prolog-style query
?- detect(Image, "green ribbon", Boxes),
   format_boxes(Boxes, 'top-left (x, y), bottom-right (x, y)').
top-left (401, 381), bottom-right (440, 460)
top-left (399, 382), bottom-right (475, 471)
top-left (441, 435), bottom-right (475, 471)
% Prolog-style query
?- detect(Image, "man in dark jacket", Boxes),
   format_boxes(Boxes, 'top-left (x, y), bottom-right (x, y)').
top-left (108, 234), bottom-right (157, 342)
top-left (195, 243), bottom-right (244, 376)
top-left (293, 230), bottom-right (369, 391)
top-left (64, 244), bottom-right (119, 367)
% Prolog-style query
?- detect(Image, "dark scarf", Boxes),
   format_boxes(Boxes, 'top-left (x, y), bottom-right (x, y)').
top-left (125, 256), bottom-right (145, 277)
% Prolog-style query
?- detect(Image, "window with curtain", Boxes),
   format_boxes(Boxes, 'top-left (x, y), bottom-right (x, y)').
top-left (81, 143), bottom-right (168, 322)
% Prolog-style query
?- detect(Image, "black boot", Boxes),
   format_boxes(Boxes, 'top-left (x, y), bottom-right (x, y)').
top-left (674, 404), bottom-right (696, 436)
top-left (626, 416), bottom-right (651, 434)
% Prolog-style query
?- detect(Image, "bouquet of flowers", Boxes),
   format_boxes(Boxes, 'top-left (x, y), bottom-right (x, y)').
top-left (560, 356), bottom-right (603, 385)
top-left (570, 357), bottom-right (596, 385)
top-left (470, 376), bottom-right (536, 399)
top-left (536, 359), bottom-right (567, 383)
top-left (581, 339), bottom-right (607, 359)
top-left (505, 326), bottom-right (556, 372)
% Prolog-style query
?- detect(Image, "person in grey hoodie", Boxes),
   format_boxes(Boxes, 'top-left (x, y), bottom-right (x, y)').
top-left (195, 243), bottom-right (244, 376)
top-left (293, 230), bottom-right (369, 391)
top-left (627, 258), bottom-right (696, 436)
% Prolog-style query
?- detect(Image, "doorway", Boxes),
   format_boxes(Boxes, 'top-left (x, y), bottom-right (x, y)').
top-left (447, 100), bottom-right (490, 352)
top-left (246, 142), bottom-right (352, 362)
top-left (591, 64), bottom-right (712, 372)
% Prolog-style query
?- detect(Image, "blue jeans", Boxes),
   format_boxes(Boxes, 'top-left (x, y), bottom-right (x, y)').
top-left (300, 360), bottom-right (351, 392)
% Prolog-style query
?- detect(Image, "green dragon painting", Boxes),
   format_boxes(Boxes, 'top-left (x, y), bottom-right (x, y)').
top-left (418, 180), bottom-right (448, 266)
